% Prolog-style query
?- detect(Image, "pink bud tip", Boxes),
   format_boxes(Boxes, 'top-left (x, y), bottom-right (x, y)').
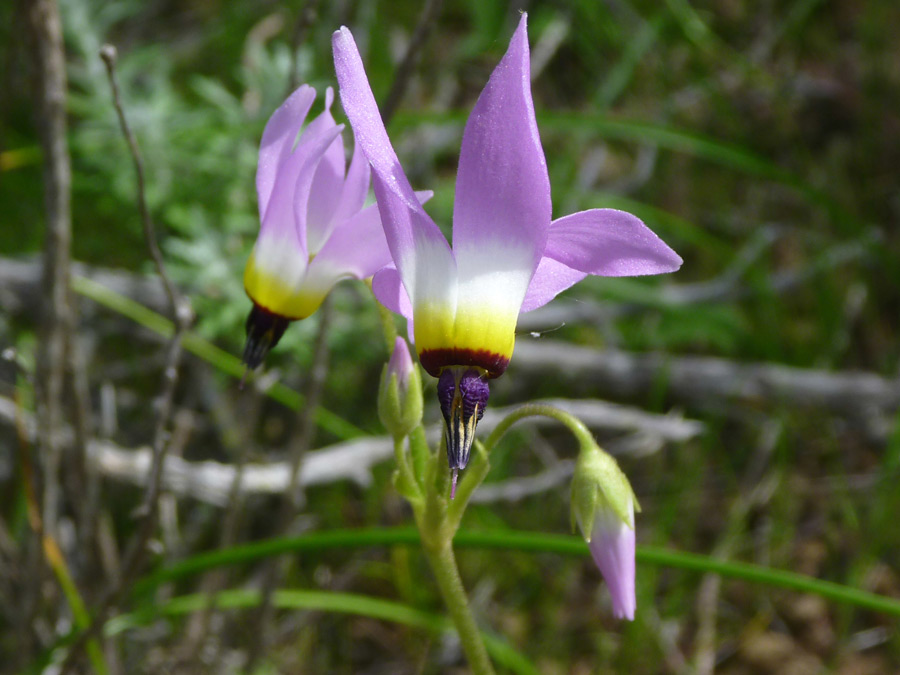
top-left (450, 469), bottom-right (458, 500)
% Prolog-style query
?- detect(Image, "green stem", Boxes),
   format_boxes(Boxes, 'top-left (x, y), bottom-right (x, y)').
top-left (393, 437), bottom-right (422, 503)
top-left (43, 536), bottom-right (109, 674)
top-left (423, 542), bottom-right (496, 675)
top-left (483, 403), bottom-right (595, 453)
top-left (446, 441), bottom-right (490, 531)
top-left (409, 424), bottom-right (430, 488)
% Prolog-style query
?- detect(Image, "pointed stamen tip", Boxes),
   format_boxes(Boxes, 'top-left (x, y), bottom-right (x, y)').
top-left (450, 469), bottom-right (459, 500)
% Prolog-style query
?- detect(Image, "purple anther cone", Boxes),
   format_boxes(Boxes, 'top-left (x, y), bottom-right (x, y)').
top-left (437, 368), bottom-right (489, 497)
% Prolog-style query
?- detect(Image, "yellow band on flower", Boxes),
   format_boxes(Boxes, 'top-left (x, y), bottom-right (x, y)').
top-left (243, 249), bottom-right (325, 320)
top-left (414, 301), bottom-right (516, 378)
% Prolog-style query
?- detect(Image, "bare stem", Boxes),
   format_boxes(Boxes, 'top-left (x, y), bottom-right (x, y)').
top-left (61, 43), bottom-right (192, 673)
top-left (27, 0), bottom-right (72, 546)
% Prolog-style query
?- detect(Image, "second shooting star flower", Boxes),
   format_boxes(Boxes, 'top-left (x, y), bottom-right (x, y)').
top-left (333, 16), bottom-right (682, 486)
top-left (242, 85), bottom-right (430, 370)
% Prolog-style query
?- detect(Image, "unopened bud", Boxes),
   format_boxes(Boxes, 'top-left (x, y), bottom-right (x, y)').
top-left (377, 337), bottom-right (423, 439)
top-left (571, 441), bottom-right (638, 620)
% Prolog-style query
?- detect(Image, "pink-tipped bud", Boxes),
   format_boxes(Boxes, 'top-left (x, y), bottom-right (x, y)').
top-left (571, 441), bottom-right (639, 620)
top-left (585, 500), bottom-right (636, 620)
top-left (377, 337), bottom-right (423, 439)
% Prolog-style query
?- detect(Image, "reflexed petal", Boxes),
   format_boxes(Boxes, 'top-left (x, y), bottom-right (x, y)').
top-left (307, 203), bottom-right (387, 284)
top-left (332, 26), bottom-right (455, 312)
top-left (257, 85), bottom-right (316, 220)
top-left (545, 209), bottom-right (683, 277)
top-left (588, 509), bottom-right (636, 621)
top-left (260, 120), bottom-right (342, 250)
top-left (331, 129), bottom-right (371, 227)
top-left (248, 123), bottom-right (343, 319)
top-left (372, 266), bottom-right (413, 321)
top-left (453, 13), bottom-right (550, 285)
top-left (372, 266), bottom-right (417, 347)
top-left (306, 88), bottom-right (348, 253)
top-left (312, 189), bottom-right (431, 281)
top-left (519, 256), bottom-right (587, 313)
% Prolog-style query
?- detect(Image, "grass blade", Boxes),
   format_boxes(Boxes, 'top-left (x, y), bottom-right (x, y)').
top-left (136, 526), bottom-right (900, 617)
top-left (71, 275), bottom-right (366, 440)
top-left (108, 589), bottom-right (539, 675)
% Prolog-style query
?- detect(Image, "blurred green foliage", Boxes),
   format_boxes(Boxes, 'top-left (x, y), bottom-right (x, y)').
top-left (3, 0), bottom-right (900, 671)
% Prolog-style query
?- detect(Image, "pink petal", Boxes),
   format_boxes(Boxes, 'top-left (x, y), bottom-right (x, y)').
top-left (589, 512), bottom-right (636, 621)
top-left (307, 204), bottom-right (388, 281)
top-left (545, 209), bottom-right (683, 277)
top-left (452, 13), bottom-right (550, 279)
top-left (372, 265), bottom-right (417, 346)
top-left (519, 256), bottom-right (587, 313)
top-left (306, 88), bottom-right (347, 253)
top-left (256, 85), bottom-right (316, 221)
top-left (260, 119), bottom-right (343, 258)
top-left (332, 27), bottom-right (455, 309)
top-left (371, 265), bottom-right (413, 321)
top-left (313, 190), bottom-right (432, 282)
top-left (331, 128), bottom-right (371, 227)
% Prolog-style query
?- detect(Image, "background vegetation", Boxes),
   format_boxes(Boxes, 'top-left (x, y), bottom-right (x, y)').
top-left (2, 0), bottom-right (899, 672)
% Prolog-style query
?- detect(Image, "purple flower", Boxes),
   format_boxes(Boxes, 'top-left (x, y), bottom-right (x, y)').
top-left (332, 16), bottom-right (681, 475)
top-left (242, 85), bottom-right (429, 369)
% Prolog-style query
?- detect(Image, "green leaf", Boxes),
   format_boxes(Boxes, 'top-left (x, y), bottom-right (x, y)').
top-left (110, 589), bottom-right (539, 675)
top-left (135, 527), bottom-right (900, 618)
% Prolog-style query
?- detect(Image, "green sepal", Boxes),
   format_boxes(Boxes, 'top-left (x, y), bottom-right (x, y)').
top-left (377, 363), bottom-right (423, 440)
top-left (570, 440), bottom-right (638, 542)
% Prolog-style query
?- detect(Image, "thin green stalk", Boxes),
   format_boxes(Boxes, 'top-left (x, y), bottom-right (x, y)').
top-left (135, 527), bottom-right (900, 617)
top-left (422, 543), bottom-right (496, 675)
top-left (483, 403), bottom-right (595, 454)
top-left (43, 537), bottom-right (109, 675)
top-left (409, 424), bottom-right (430, 488)
top-left (393, 437), bottom-right (423, 504)
top-left (446, 441), bottom-right (490, 530)
top-left (106, 589), bottom-right (537, 675)
top-left (71, 275), bottom-right (364, 440)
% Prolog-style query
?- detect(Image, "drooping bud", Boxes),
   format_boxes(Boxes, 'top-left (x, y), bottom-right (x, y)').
top-left (571, 441), bottom-right (639, 621)
top-left (242, 304), bottom-right (291, 370)
top-left (378, 337), bottom-right (423, 439)
top-left (437, 367), bottom-right (489, 497)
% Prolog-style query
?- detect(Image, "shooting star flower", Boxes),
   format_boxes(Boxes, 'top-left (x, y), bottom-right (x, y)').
top-left (333, 15), bottom-right (681, 487)
top-left (243, 85), bottom-right (429, 370)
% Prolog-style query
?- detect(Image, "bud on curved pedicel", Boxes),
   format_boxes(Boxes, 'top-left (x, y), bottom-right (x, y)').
top-left (378, 337), bottom-right (423, 439)
top-left (571, 440), bottom-right (639, 620)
